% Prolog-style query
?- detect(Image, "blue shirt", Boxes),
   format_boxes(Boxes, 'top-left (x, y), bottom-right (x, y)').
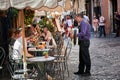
top-left (77, 20), bottom-right (91, 40)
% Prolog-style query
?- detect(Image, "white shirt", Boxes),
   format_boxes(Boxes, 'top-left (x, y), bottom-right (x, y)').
top-left (66, 19), bottom-right (72, 27)
top-left (61, 27), bottom-right (65, 33)
top-left (84, 15), bottom-right (89, 23)
top-left (13, 37), bottom-right (27, 60)
top-left (13, 37), bottom-right (22, 60)
top-left (99, 16), bottom-right (105, 26)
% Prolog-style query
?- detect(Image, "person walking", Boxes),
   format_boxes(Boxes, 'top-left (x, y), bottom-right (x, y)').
top-left (66, 15), bottom-right (73, 37)
top-left (74, 13), bottom-right (91, 76)
top-left (93, 16), bottom-right (99, 37)
top-left (98, 14), bottom-right (106, 37)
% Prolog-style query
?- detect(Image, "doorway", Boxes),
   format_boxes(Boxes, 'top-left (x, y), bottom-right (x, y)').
top-left (109, 0), bottom-right (117, 33)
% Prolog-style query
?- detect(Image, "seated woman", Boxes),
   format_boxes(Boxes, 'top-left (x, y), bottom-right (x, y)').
top-left (12, 27), bottom-right (34, 60)
top-left (42, 27), bottom-right (57, 56)
top-left (41, 27), bottom-right (56, 48)
top-left (31, 24), bottom-right (40, 37)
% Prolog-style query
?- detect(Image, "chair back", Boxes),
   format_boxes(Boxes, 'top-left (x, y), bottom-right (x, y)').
top-left (54, 31), bottom-right (64, 57)
top-left (64, 39), bottom-right (72, 60)
top-left (66, 42), bottom-right (72, 60)
top-left (9, 45), bottom-right (22, 63)
top-left (0, 47), bottom-right (6, 69)
top-left (9, 45), bottom-right (13, 61)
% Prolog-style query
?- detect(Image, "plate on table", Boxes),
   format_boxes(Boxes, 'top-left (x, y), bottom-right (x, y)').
top-left (28, 48), bottom-right (36, 51)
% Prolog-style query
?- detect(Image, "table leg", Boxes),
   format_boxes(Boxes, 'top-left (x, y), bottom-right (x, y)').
top-left (35, 63), bottom-right (47, 80)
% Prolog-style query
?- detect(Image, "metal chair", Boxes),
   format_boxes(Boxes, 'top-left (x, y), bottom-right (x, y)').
top-left (0, 47), bottom-right (6, 70)
top-left (63, 40), bottom-right (72, 77)
top-left (49, 32), bottom-right (64, 79)
top-left (53, 46), bottom-right (63, 80)
top-left (7, 45), bottom-right (37, 80)
top-left (49, 32), bottom-right (72, 80)
top-left (53, 37), bottom-right (72, 80)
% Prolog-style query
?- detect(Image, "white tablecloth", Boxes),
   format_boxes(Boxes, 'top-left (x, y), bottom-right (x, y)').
top-left (27, 56), bottom-right (55, 62)
top-left (28, 48), bottom-right (49, 52)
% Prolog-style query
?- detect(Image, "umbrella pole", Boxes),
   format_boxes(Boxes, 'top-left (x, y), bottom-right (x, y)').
top-left (21, 9), bottom-right (27, 75)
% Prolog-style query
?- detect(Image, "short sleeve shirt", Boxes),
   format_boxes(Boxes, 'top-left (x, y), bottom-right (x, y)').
top-left (13, 37), bottom-right (23, 60)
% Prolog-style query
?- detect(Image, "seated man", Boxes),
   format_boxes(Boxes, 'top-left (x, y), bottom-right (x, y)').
top-left (12, 27), bottom-right (34, 60)
top-left (9, 28), bottom-right (25, 46)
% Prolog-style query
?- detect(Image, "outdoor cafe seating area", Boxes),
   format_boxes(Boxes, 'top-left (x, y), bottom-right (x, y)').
top-left (0, 30), bottom-right (72, 80)
top-left (0, 0), bottom-right (85, 80)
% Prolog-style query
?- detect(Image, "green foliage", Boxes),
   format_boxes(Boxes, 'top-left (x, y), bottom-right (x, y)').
top-left (24, 9), bottom-right (34, 25)
top-left (43, 51), bottom-right (48, 55)
top-left (0, 8), bottom-right (18, 17)
top-left (39, 17), bottom-right (54, 33)
top-left (11, 8), bottom-right (19, 17)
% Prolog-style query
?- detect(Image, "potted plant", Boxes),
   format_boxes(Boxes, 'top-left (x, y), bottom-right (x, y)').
top-left (43, 51), bottom-right (48, 58)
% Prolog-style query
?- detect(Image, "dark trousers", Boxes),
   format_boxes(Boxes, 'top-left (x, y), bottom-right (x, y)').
top-left (99, 25), bottom-right (106, 37)
top-left (78, 40), bottom-right (91, 73)
top-left (73, 29), bottom-right (77, 45)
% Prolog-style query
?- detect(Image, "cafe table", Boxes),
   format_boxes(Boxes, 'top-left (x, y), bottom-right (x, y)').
top-left (28, 48), bottom-right (50, 56)
top-left (27, 56), bottom-right (55, 80)
top-left (28, 48), bottom-right (49, 52)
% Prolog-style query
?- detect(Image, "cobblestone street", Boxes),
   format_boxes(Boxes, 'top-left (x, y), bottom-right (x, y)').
top-left (66, 36), bottom-right (120, 80)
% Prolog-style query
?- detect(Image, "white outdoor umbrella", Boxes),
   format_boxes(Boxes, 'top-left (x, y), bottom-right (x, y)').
top-left (38, 5), bottom-right (64, 13)
top-left (0, 0), bottom-right (58, 10)
top-left (34, 10), bottom-right (51, 16)
top-left (64, 0), bottom-right (73, 11)
top-left (73, 0), bottom-right (86, 13)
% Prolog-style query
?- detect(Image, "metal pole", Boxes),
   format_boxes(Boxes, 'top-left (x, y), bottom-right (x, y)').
top-left (91, 0), bottom-right (94, 26)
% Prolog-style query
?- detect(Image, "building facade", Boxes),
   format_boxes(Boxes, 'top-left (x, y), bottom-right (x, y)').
top-left (92, 0), bottom-right (120, 34)
top-left (78, 0), bottom-right (120, 34)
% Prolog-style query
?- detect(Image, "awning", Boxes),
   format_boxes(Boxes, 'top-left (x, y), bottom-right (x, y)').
top-left (73, 0), bottom-right (86, 13)
top-left (34, 10), bottom-right (51, 16)
top-left (78, 0), bottom-right (86, 13)
top-left (0, 0), bottom-right (58, 10)
top-left (38, 6), bottom-right (64, 13)
top-left (64, 0), bottom-right (72, 11)
top-left (36, 0), bottom-right (72, 14)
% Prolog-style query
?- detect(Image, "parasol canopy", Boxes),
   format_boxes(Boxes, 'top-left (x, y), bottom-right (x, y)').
top-left (73, 0), bottom-right (86, 13)
top-left (0, 0), bottom-right (58, 10)
top-left (34, 10), bottom-right (50, 16)
top-left (38, 6), bottom-right (64, 13)
top-left (78, 0), bottom-right (86, 13)
top-left (37, 0), bottom-right (73, 13)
